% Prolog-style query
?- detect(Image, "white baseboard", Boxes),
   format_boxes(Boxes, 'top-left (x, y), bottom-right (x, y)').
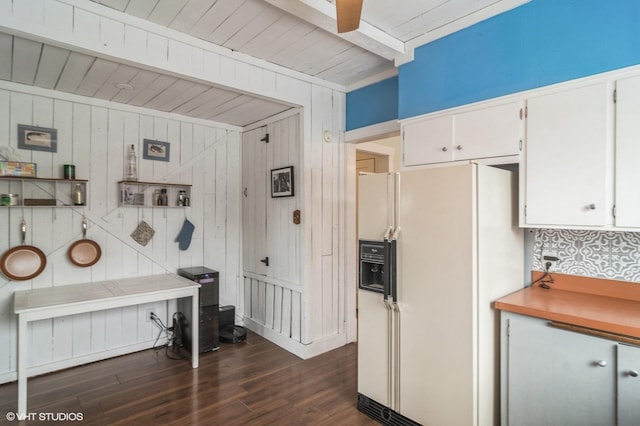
top-left (0, 340), bottom-right (158, 385)
top-left (243, 317), bottom-right (347, 360)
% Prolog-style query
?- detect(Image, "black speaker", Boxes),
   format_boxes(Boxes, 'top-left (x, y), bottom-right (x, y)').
top-left (219, 305), bottom-right (235, 328)
top-left (177, 267), bottom-right (219, 353)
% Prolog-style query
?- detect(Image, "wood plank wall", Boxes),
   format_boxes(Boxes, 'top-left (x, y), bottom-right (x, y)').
top-left (242, 115), bottom-right (303, 344)
top-left (0, 0), bottom-right (354, 363)
top-left (0, 83), bottom-right (241, 383)
top-left (241, 89), bottom-right (352, 358)
top-left (304, 86), bottom-right (348, 348)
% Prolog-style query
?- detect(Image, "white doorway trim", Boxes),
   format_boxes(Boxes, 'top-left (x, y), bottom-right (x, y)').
top-left (345, 119), bottom-right (399, 144)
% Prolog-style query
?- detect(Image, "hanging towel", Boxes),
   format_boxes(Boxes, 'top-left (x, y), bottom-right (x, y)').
top-left (175, 219), bottom-right (195, 251)
top-left (131, 221), bottom-right (155, 246)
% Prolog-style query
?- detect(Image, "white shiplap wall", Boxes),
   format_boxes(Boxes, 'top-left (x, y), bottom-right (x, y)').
top-left (0, 81), bottom-right (241, 383)
top-left (0, 0), bottom-right (355, 365)
top-left (304, 85), bottom-right (349, 348)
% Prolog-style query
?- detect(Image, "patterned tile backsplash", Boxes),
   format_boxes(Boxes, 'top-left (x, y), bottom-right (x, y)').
top-left (532, 229), bottom-right (640, 283)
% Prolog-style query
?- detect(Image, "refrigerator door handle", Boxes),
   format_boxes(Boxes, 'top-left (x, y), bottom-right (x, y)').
top-left (392, 299), bottom-right (401, 411)
top-left (386, 295), bottom-right (394, 408)
top-left (394, 172), bottom-right (401, 234)
top-left (383, 226), bottom-right (393, 241)
top-left (382, 239), bottom-right (391, 302)
top-left (390, 173), bottom-right (401, 411)
top-left (390, 239), bottom-right (398, 303)
top-left (391, 226), bottom-right (401, 241)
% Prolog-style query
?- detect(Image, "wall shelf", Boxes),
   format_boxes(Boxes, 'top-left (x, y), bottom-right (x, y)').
top-left (118, 181), bottom-right (191, 208)
top-left (0, 177), bottom-right (88, 207)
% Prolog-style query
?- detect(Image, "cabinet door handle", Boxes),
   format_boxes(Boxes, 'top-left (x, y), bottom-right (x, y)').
top-left (441, 147), bottom-right (448, 152)
top-left (260, 257), bottom-right (269, 266)
top-left (456, 145), bottom-right (463, 150)
top-left (589, 203), bottom-right (597, 210)
top-left (629, 370), bottom-right (639, 378)
top-left (596, 360), bottom-right (607, 367)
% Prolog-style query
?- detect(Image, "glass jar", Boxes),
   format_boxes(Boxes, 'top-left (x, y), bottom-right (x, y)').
top-left (73, 184), bottom-right (85, 206)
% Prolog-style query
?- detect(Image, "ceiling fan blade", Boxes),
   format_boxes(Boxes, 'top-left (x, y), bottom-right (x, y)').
top-left (336, 0), bottom-right (363, 33)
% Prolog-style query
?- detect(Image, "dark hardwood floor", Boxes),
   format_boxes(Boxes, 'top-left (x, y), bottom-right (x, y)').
top-left (0, 331), bottom-right (377, 425)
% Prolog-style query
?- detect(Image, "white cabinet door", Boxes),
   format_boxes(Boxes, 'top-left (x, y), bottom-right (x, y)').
top-left (454, 100), bottom-right (523, 161)
top-left (504, 313), bottom-right (616, 426)
top-left (402, 115), bottom-right (453, 166)
top-left (524, 82), bottom-right (611, 226)
top-left (615, 75), bottom-right (640, 228)
top-left (402, 101), bottom-right (523, 167)
top-left (618, 344), bottom-right (640, 426)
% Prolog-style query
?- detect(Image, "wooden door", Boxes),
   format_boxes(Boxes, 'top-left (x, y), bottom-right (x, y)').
top-left (242, 126), bottom-right (268, 275)
top-left (241, 116), bottom-right (301, 283)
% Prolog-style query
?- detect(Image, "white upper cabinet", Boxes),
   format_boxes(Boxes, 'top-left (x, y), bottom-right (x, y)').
top-left (615, 75), bottom-right (640, 228)
top-left (401, 67), bottom-right (640, 230)
top-left (402, 100), bottom-right (523, 167)
top-left (454, 100), bottom-right (523, 161)
top-left (402, 115), bottom-right (454, 166)
top-left (523, 82), bottom-right (611, 227)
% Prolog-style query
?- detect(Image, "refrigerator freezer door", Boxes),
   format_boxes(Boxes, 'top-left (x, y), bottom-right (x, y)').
top-left (357, 289), bottom-right (392, 407)
top-left (358, 173), bottom-right (393, 241)
top-left (358, 172), bottom-right (394, 409)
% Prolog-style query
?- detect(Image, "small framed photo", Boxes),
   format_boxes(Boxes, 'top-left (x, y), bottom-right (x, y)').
top-left (271, 166), bottom-right (294, 198)
top-left (18, 124), bottom-right (57, 153)
top-left (143, 139), bottom-right (170, 162)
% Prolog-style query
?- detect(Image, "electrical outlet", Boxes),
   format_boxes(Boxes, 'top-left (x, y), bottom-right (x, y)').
top-left (542, 250), bottom-right (559, 272)
top-left (146, 308), bottom-right (156, 322)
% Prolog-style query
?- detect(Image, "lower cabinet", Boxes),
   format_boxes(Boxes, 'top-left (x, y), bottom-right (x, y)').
top-left (501, 312), bottom-right (640, 426)
top-left (617, 344), bottom-right (640, 426)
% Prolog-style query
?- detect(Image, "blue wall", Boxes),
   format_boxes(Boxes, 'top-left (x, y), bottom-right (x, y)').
top-left (399, 0), bottom-right (640, 119)
top-left (345, 0), bottom-right (640, 128)
top-left (346, 76), bottom-right (398, 131)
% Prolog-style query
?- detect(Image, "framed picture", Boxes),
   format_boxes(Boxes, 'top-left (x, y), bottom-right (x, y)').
top-left (143, 139), bottom-right (170, 162)
top-left (18, 124), bottom-right (57, 153)
top-left (271, 166), bottom-right (294, 198)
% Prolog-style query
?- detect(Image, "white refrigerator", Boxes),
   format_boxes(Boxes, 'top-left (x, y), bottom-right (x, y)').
top-left (357, 164), bottom-right (523, 426)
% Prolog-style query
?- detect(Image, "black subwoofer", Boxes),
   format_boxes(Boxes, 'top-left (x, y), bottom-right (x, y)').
top-left (177, 267), bottom-right (219, 353)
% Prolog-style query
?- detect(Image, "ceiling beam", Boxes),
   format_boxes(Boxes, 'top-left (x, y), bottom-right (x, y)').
top-left (264, 0), bottom-right (405, 62)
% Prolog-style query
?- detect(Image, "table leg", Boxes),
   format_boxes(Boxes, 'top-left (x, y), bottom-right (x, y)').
top-left (17, 314), bottom-right (27, 414)
top-left (191, 291), bottom-right (199, 368)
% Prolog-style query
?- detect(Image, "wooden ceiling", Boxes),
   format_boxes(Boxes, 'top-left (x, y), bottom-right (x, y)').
top-left (89, 0), bottom-right (530, 87)
top-left (0, 32), bottom-right (293, 127)
top-left (0, 0), bottom-right (530, 128)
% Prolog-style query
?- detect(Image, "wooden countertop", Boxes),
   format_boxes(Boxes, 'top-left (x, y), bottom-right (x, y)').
top-left (495, 272), bottom-right (640, 340)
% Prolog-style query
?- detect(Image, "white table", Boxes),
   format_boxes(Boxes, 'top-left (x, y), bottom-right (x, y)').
top-left (13, 274), bottom-right (200, 415)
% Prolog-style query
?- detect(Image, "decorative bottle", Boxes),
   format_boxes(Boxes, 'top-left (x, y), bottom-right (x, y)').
top-left (73, 184), bottom-right (85, 205)
top-left (125, 144), bottom-right (138, 181)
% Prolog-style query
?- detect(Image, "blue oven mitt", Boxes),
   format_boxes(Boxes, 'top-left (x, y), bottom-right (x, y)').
top-left (175, 219), bottom-right (195, 250)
